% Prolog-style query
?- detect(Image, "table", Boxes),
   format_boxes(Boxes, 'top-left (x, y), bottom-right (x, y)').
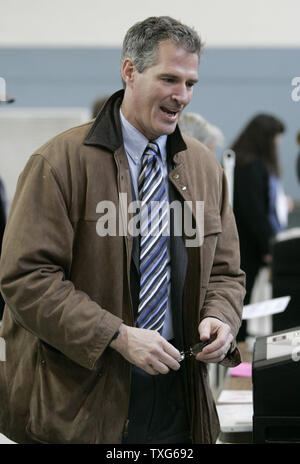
top-left (216, 342), bottom-right (253, 444)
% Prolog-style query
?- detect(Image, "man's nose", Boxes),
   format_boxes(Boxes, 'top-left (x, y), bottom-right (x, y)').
top-left (172, 84), bottom-right (191, 107)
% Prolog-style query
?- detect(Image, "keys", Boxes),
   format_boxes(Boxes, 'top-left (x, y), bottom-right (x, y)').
top-left (179, 340), bottom-right (210, 362)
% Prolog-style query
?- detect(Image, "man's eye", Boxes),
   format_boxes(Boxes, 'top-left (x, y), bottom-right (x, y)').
top-left (186, 82), bottom-right (195, 88)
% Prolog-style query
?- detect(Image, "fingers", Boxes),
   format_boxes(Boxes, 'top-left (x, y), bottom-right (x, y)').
top-left (141, 354), bottom-right (179, 375)
top-left (146, 359), bottom-right (170, 376)
top-left (201, 325), bottom-right (231, 354)
top-left (196, 317), bottom-right (233, 364)
top-left (141, 338), bottom-right (181, 375)
top-left (162, 339), bottom-right (182, 368)
top-left (197, 319), bottom-right (211, 341)
top-left (196, 333), bottom-right (233, 363)
top-left (116, 326), bottom-right (181, 375)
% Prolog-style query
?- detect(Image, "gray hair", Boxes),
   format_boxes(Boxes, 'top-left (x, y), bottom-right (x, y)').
top-left (121, 16), bottom-right (202, 76)
top-left (179, 112), bottom-right (226, 148)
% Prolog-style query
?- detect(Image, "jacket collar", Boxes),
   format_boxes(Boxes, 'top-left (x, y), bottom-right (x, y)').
top-left (84, 89), bottom-right (187, 159)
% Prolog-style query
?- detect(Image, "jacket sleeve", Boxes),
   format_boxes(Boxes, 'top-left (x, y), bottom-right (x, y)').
top-left (0, 154), bottom-right (122, 370)
top-left (200, 169), bottom-right (246, 366)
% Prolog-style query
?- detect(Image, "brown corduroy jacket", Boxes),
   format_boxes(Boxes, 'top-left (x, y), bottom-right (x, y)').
top-left (0, 90), bottom-right (245, 444)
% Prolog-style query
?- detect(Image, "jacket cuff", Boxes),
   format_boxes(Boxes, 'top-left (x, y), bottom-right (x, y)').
top-left (219, 343), bottom-right (241, 368)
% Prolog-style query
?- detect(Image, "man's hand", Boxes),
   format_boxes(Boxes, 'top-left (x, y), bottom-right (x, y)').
top-left (195, 317), bottom-right (233, 363)
top-left (110, 323), bottom-right (181, 375)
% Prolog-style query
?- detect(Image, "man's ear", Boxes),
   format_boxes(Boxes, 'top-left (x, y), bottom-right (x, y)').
top-left (121, 58), bottom-right (137, 87)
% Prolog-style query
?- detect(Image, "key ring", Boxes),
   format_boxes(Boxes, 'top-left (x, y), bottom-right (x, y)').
top-left (179, 340), bottom-right (210, 362)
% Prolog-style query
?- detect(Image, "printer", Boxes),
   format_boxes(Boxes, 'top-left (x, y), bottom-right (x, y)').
top-left (252, 326), bottom-right (300, 443)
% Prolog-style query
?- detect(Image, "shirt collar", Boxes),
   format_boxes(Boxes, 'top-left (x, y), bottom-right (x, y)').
top-left (119, 108), bottom-right (167, 165)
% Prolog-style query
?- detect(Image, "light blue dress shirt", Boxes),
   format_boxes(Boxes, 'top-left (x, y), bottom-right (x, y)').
top-left (119, 108), bottom-right (174, 340)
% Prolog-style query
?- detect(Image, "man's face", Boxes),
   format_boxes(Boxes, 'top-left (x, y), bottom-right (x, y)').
top-left (122, 40), bottom-right (199, 141)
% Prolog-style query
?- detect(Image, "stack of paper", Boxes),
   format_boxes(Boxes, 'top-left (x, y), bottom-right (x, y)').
top-left (217, 390), bottom-right (253, 432)
top-left (242, 296), bottom-right (290, 320)
top-left (216, 404), bottom-right (253, 432)
top-left (218, 389), bottom-right (252, 404)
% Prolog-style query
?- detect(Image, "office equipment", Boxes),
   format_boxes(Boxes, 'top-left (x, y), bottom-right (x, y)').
top-left (252, 327), bottom-right (300, 443)
top-left (0, 108), bottom-right (90, 211)
top-left (272, 229), bottom-right (300, 332)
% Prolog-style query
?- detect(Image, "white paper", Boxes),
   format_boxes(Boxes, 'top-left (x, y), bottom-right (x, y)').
top-left (242, 296), bottom-right (290, 320)
top-left (216, 404), bottom-right (253, 432)
top-left (217, 389), bottom-right (252, 404)
top-left (0, 337), bottom-right (6, 362)
top-left (0, 433), bottom-right (15, 444)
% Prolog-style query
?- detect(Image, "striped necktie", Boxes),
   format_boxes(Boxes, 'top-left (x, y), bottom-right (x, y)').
top-left (136, 141), bottom-right (169, 333)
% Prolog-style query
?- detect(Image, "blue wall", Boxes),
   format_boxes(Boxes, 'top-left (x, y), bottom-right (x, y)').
top-left (1, 47), bottom-right (300, 200)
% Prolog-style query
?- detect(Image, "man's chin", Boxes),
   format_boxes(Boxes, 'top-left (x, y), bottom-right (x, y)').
top-left (155, 122), bottom-right (177, 138)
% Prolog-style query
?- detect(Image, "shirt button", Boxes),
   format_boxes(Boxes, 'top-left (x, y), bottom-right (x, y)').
top-left (182, 186), bottom-right (187, 191)
top-left (173, 173), bottom-right (179, 179)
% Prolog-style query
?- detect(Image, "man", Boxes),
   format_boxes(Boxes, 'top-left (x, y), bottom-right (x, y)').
top-left (0, 16), bottom-right (245, 444)
top-left (0, 178), bottom-right (6, 321)
top-left (0, 77), bottom-right (14, 321)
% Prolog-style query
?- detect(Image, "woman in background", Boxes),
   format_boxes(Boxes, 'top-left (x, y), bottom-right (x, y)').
top-left (232, 114), bottom-right (288, 340)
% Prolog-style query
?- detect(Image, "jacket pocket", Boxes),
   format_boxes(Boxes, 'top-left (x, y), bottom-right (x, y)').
top-left (199, 211), bottom-right (222, 307)
top-left (203, 211), bottom-right (222, 237)
top-left (26, 340), bottom-right (105, 444)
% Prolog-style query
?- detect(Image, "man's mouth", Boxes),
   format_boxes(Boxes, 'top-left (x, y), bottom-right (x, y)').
top-left (160, 106), bottom-right (180, 120)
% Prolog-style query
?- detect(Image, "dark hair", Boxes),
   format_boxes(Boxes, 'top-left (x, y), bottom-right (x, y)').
top-left (231, 113), bottom-right (285, 176)
top-left (121, 16), bottom-right (202, 76)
